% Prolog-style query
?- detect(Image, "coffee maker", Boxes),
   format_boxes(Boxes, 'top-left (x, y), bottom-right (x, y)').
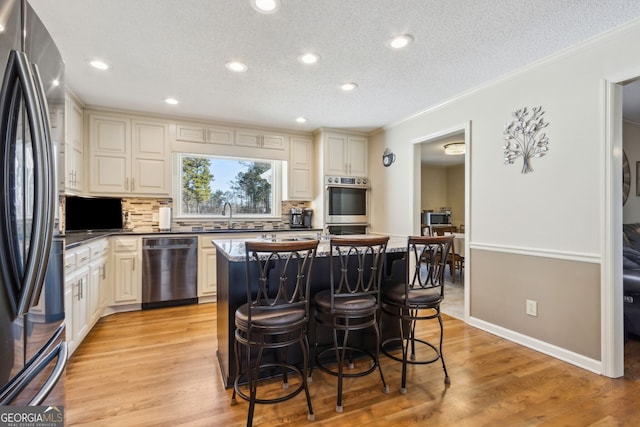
top-left (290, 208), bottom-right (303, 228)
top-left (303, 208), bottom-right (313, 228)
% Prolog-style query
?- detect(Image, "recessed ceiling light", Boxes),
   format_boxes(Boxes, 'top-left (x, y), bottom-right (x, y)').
top-left (298, 53), bottom-right (319, 65)
top-left (296, 117), bottom-right (307, 123)
top-left (389, 34), bottom-right (413, 49)
top-left (0, 24), bottom-right (5, 33)
top-left (165, 98), bottom-right (179, 105)
top-left (52, 79), bottom-right (60, 86)
top-left (341, 82), bottom-right (358, 92)
top-left (225, 61), bottom-right (248, 73)
top-left (90, 60), bottom-right (109, 70)
top-left (251, 0), bottom-right (280, 14)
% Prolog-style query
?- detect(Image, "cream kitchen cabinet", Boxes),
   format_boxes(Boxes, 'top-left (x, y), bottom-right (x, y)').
top-left (88, 112), bottom-right (170, 196)
top-left (235, 129), bottom-right (286, 150)
top-left (112, 237), bottom-right (141, 305)
top-left (321, 132), bottom-right (368, 177)
top-left (286, 136), bottom-right (314, 200)
top-left (64, 93), bottom-right (84, 193)
top-left (175, 123), bottom-right (234, 146)
top-left (198, 236), bottom-right (217, 301)
top-left (88, 239), bottom-right (109, 326)
top-left (64, 245), bottom-right (90, 356)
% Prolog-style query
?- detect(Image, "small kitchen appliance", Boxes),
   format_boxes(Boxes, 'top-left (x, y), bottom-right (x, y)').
top-left (303, 208), bottom-right (313, 228)
top-left (290, 208), bottom-right (303, 228)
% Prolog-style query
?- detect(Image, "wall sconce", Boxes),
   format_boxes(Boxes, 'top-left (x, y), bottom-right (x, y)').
top-left (382, 148), bottom-right (396, 167)
top-left (444, 142), bottom-right (465, 155)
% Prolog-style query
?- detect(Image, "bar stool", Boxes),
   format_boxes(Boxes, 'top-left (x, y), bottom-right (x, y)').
top-left (309, 235), bottom-right (390, 412)
top-left (231, 239), bottom-right (319, 427)
top-left (381, 235), bottom-right (453, 394)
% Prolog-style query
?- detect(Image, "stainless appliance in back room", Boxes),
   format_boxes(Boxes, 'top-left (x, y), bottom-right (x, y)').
top-left (0, 0), bottom-right (67, 407)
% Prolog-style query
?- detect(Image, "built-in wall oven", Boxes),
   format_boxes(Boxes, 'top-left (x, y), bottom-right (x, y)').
top-left (325, 176), bottom-right (368, 235)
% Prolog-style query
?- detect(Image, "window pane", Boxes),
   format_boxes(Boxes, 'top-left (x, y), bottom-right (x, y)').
top-left (179, 154), bottom-right (274, 217)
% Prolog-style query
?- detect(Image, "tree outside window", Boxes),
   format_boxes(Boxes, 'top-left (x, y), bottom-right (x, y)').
top-left (179, 154), bottom-right (276, 217)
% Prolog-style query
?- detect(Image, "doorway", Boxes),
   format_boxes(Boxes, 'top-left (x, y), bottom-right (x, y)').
top-left (413, 123), bottom-right (470, 321)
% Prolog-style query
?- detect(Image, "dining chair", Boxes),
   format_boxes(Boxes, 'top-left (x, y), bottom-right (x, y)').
top-left (231, 239), bottom-right (319, 427)
top-left (309, 235), bottom-right (390, 412)
top-left (381, 235), bottom-right (453, 393)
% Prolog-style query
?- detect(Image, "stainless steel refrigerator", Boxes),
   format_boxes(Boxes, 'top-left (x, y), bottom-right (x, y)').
top-left (0, 0), bottom-right (66, 406)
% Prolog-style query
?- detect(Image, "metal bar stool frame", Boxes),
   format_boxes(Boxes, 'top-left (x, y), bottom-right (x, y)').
top-left (381, 235), bottom-right (453, 394)
top-left (231, 239), bottom-right (319, 426)
top-left (309, 235), bottom-right (390, 413)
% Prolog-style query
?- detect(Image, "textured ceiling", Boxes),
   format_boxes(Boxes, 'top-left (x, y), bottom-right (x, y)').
top-left (28, 0), bottom-right (640, 135)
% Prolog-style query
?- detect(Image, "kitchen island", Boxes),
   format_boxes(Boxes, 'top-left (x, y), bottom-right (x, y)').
top-left (213, 234), bottom-right (408, 388)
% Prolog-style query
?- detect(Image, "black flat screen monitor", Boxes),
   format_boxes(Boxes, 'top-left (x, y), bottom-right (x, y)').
top-left (65, 196), bottom-right (123, 231)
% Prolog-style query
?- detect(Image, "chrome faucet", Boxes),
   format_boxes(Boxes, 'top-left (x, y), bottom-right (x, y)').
top-left (222, 202), bottom-right (233, 229)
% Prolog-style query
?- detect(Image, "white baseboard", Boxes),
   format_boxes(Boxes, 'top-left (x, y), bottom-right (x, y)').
top-left (467, 316), bottom-right (603, 375)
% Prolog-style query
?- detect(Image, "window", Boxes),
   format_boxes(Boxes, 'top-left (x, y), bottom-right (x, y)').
top-left (176, 153), bottom-right (280, 218)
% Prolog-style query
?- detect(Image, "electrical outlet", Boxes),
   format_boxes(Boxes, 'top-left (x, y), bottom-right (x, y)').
top-left (152, 212), bottom-right (159, 222)
top-left (526, 299), bottom-right (537, 317)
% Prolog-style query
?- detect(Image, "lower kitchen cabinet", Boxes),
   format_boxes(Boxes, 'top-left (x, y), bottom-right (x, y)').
top-left (112, 237), bottom-right (141, 305)
top-left (198, 236), bottom-right (217, 300)
top-left (64, 245), bottom-right (91, 356)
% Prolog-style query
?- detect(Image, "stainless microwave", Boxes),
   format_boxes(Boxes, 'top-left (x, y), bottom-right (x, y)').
top-left (423, 211), bottom-right (451, 226)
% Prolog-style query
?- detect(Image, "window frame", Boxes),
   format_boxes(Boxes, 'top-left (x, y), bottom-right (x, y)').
top-left (173, 152), bottom-right (282, 220)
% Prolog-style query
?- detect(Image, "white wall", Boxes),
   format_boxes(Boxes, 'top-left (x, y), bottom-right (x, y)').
top-left (367, 19), bottom-right (640, 368)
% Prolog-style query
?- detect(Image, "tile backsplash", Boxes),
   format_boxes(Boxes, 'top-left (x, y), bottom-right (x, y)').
top-left (121, 197), bottom-right (311, 232)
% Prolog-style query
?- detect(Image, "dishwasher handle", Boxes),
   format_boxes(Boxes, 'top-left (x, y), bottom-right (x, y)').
top-left (142, 237), bottom-right (197, 250)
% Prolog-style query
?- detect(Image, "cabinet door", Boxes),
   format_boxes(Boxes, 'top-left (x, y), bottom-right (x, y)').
top-left (89, 114), bottom-right (131, 193)
top-left (290, 137), bottom-right (312, 169)
top-left (64, 273), bottom-right (76, 356)
top-left (199, 248), bottom-right (217, 297)
top-left (261, 133), bottom-right (286, 150)
top-left (176, 124), bottom-right (205, 143)
top-left (113, 252), bottom-right (140, 304)
top-left (131, 120), bottom-right (170, 195)
top-left (289, 168), bottom-right (313, 200)
top-left (205, 126), bottom-right (234, 146)
top-left (324, 134), bottom-right (348, 175)
top-left (73, 266), bottom-right (90, 344)
top-left (347, 136), bottom-right (368, 177)
top-left (88, 260), bottom-right (102, 326)
top-left (64, 95), bottom-right (84, 193)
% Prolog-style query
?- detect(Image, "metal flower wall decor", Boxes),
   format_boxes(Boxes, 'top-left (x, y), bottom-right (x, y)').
top-left (502, 106), bottom-right (550, 174)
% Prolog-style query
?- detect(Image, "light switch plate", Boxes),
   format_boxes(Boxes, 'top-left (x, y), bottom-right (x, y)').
top-left (526, 299), bottom-right (537, 317)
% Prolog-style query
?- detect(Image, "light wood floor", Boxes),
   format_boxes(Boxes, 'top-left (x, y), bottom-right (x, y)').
top-left (65, 303), bottom-right (640, 426)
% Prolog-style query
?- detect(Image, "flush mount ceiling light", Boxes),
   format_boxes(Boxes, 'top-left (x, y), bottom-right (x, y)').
top-left (165, 98), bottom-right (179, 105)
top-left (388, 34), bottom-right (414, 49)
top-left (341, 82), bottom-right (358, 92)
top-left (251, 0), bottom-right (280, 14)
top-left (225, 61), bottom-right (248, 72)
top-left (298, 52), bottom-right (319, 65)
top-left (444, 142), bottom-right (465, 155)
top-left (90, 60), bottom-right (109, 70)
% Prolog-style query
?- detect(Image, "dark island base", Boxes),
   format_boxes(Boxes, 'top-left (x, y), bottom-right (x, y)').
top-left (215, 250), bottom-right (406, 389)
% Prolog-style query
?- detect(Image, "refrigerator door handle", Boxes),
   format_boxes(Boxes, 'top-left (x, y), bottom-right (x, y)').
top-left (27, 341), bottom-right (67, 406)
top-left (0, 326), bottom-right (67, 406)
top-left (28, 63), bottom-right (55, 308)
top-left (0, 50), bottom-right (50, 318)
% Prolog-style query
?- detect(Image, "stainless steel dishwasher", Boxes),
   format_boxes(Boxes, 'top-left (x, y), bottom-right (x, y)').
top-left (141, 237), bottom-right (198, 309)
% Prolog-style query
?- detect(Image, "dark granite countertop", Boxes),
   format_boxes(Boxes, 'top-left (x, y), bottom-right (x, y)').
top-left (64, 228), bottom-right (323, 249)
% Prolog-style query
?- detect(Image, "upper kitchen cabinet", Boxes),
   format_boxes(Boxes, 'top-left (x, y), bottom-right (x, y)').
top-left (175, 123), bottom-right (234, 146)
top-left (88, 111), bottom-right (170, 196)
top-left (319, 131), bottom-right (368, 177)
top-left (235, 129), bottom-right (286, 151)
top-left (64, 93), bottom-right (84, 193)
top-left (285, 136), bottom-right (314, 200)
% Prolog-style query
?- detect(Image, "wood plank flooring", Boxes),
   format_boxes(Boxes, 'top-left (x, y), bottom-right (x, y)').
top-left (65, 303), bottom-right (640, 426)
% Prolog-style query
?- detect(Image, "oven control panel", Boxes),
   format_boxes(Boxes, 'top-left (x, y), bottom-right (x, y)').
top-left (325, 176), bottom-right (368, 187)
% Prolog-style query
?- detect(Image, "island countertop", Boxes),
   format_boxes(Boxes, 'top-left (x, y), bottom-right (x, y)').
top-left (212, 234), bottom-right (409, 261)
